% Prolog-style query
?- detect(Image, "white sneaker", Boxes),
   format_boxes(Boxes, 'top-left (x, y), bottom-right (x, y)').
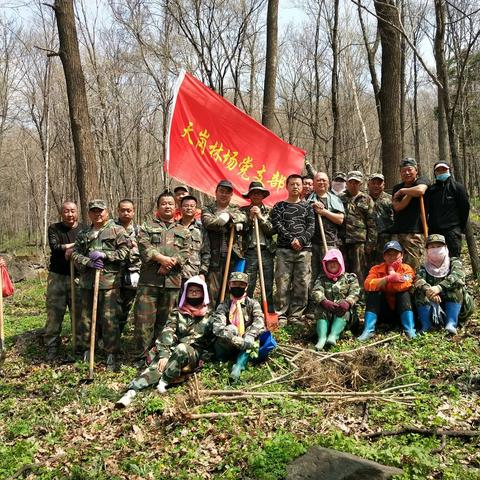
top-left (115, 389), bottom-right (136, 408)
top-left (156, 380), bottom-right (168, 394)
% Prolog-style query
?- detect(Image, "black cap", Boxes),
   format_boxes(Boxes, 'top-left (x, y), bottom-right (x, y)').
top-left (217, 179), bottom-right (233, 190)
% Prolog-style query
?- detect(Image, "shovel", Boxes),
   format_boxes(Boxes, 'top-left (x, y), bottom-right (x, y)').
top-left (80, 268), bottom-right (101, 384)
top-left (419, 195), bottom-right (428, 238)
top-left (0, 270), bottom-right (5, 366)
top-left (219, 224), bottom-right (235, 303)
top-left (317, 213), bottom-right (329, 255)
top-left (70, 258), bottom-right (77, 354)
top-left (254, 216), bottom-right (278, 331)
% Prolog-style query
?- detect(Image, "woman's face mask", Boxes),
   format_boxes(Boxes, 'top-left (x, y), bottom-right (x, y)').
top-left (186, 297), bottom-right (204, 307)
top-left (427, 245), bottom-right (448, 266)
top-left (435, 172), bottom-right (451, 182)
top-left (230, 286), bottom-right (246, 298)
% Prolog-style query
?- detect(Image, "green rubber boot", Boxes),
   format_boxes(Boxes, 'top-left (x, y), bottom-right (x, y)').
top-left (315, 319), bottom-right (329, 351)
top-left (230, 351), bottom-right (250, 381)
top-left (326, 317), bottom-right (347, 346)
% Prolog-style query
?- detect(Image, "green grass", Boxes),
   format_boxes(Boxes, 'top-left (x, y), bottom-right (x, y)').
top-left (0, 278), bottom-right (479, 479)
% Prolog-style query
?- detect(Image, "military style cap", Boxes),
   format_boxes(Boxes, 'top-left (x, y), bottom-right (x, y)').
top-left (242, 181), bottom-right (270, 198)
top-left (88, 199), bottom-right (107, 210)
top-left (217, 179), bottom-right (234, 190)
top-left (433, 161), bottom-right (450, 171)
top-left (426, 234), bottom-right (446, 245)
top-left (333, 172), bottom-right (347, 181)
top-left (383, 240), bottom-right (403, 253)
top-left (400, 157), bottom-right (417, 168)
top-left (369, 173), bottom-right (385, 181)
top-left (347, 170), bottom-right (363, 182)
top-left (173, 184), bottom-right (189, 193)
top-left (229, 271), bottom-right (249, 283)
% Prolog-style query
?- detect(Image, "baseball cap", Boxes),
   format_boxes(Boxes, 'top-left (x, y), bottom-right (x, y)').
top-left (433, 161), bottom-right (450, 171)
top-left (88, 199), bottom-right (107, 210)
top-left (217, 179), bottom-right (234, 190)
top-left (426, 234), bottom-right (446, 245)
top-left (173, 185), bottom-right (189, 194)
top-left (383, 240), bottom-right (403, 253)
top-left (333, 172), bottom-right (347, 181)
top-left (369, 173), bottom-right (385, 181)
top-left (347, 170), bottom-right (363, 182)
top-left (229, 271), bottom-right (248, 283)
top-left (400, 157), bottom-right (417, 168)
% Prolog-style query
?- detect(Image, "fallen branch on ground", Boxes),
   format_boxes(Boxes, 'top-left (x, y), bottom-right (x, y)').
top-left (362, 427), bottom-right (480, 440)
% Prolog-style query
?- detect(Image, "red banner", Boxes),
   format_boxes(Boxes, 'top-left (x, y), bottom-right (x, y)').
top-left (165, 71), bottom-right (306, 207)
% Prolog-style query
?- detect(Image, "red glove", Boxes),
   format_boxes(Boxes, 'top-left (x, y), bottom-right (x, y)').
top-left (385, 273), bottom-right (404, 283)
top-left (320, 299), bottom-right (337, 312)
top-left (334, 300), bottom-right (351, 316)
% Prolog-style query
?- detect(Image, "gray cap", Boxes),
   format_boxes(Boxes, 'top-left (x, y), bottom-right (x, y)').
top-left (400, 157), bottom-right (417, 168)
top-left (347, 170), bottom-right (363, 182)
top-left (88, 199), bottom-right (107, 210)
top-left (426, 234), bottom-right (446, 245)
top-left (229, 271), bottom-right (248, 283)
top-left (369, 173), bottom-right (385, 181)
top-left (217, 179), bottom-right (234, 190)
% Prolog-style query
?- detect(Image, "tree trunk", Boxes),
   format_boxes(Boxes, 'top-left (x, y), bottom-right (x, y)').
top-left (330, 0), bottom-right (340, 174)
top-left (374, 0), bottom-right (402, 190)
top-left (52, 0), bottom-right (99, 223)
top-left (261, 0), bottom-right (278, 131)
top-left (434, 0), bottom-right (480, 277)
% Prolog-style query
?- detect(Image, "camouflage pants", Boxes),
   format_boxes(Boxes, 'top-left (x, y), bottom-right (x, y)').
top-left (274, 248), bottom-right (311, 320)
top-left (128, 344), bottom-right (200, 390)
top-left (245, 247), bottom-right (275, 312)
top-left (44, 272), bottom-right (82, 349)
top-left (118, 287), bottom-right (137, 333)
top-left (414, 286), bottom-right (463, 306)
top-left (78, 288), bottom-right (121, 354)
top-left (344, 243), bottom-right (367, 288)
top-left (391, 233), bottom-right (425, 271)
top-left (207, 258), bottom-right (236, 307)
top-left (133, 286), bottom-right (179, 356)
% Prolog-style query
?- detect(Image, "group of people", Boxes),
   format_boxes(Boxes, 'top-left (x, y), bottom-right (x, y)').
top-left (37, 156), bottom-right (471, 399)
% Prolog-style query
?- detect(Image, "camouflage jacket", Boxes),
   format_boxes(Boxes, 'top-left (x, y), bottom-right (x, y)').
top-left (137, 217), bottom-right (191, 289)
top-left (240, 204), bottom-right (276, 254)
top-left (340, 191), bottom-right (377, 246)
top-left (212, 296), bottom-right (265, 342)
top-left (201, 202), bottom-right (247, 269)
top-left (311, 272), bottom-right (360, 305)
top-left (181, 220), bottom-right (211, 279)
top-left (72, 219), bottom-right (129, 289)
top-left (155, 308), bottom-right (214, 360)
top-left (371, 192), bottom-right (394, 235)
top-left (414, 257), bottom-right (465, 293)
top-left (114, 220), bottom-right (141, 274)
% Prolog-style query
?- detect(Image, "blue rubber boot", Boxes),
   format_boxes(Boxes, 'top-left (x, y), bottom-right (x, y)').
top-left (230, 351), bottom-right (250, 381)
top-left (357, 311), bottom-right (377, 341)
top-left (400, 310), bottom-right (416, 339)
top-left (444, 302), bottom-right (462, 335)
top-left (417, 305), bottom-right (433, 333)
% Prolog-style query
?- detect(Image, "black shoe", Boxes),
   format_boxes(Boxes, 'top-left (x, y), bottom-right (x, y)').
top-left (106, 354), bottom-right (118, 372)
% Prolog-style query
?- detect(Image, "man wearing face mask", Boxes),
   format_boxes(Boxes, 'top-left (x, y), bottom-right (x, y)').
top-left (424, 162), bottom-right (470, 258)
top-left (414, 235), bottom-right (466, 335)
top-left (212, 272), bottom-right (265, 381)
top-left (331, 172), bottom-right (347, 196)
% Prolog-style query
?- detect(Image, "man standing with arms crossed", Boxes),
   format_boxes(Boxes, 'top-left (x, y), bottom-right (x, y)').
top-left (391, 158), bottom-right (429, 270)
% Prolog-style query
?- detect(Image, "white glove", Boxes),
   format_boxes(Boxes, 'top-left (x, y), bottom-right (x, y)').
top-left (217, 212), bottom-right (230, 226)
top-left (231, 336), bottom-right (244, 348)
top-left (235, 223), bottom-right (244, 232)
top-left (243, 335), bottom-right (255, 350)
top-left (130, 272), bottom-right (140, 288)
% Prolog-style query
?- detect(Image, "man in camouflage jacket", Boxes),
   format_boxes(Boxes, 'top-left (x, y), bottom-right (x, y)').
top-left (340, 171), bottom-right (377, 287)
top-left (133, 191), bottom-right (192, 359)
top-left (367, 173), bottom-right (393, 265)
top-left (202, 179), bottom-right (247, 306)
top-left (72, 199), bottom-right (129, 370)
